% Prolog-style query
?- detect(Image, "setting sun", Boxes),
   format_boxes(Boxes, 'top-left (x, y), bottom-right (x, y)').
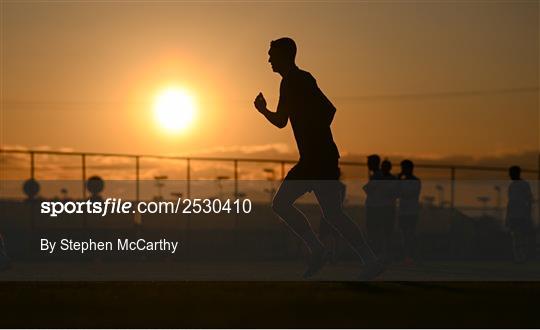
top-left (154, 88), bottom-right (196, 133)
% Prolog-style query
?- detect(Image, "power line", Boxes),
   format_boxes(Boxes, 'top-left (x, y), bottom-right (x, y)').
top-left (334, 86), bottom-right (539, 102)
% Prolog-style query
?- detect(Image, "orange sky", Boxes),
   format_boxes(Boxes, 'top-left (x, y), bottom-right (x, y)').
top-left (1, 1), bottom-right (538, 158)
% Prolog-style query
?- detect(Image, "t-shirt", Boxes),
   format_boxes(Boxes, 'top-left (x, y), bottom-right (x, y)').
top-left (398, 176), bottom-right (421, 216)
top-left (380, 173), bottom-right (398, 207)
top-left (277, 66), bottom-right (340, 162)
top-left (506, 180), bottom-right (532, 220)
top-left (364, 171), bottom-right (385, 208)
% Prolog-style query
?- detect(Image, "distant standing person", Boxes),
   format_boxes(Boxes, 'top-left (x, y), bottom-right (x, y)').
top-left (254, 37), bottom-right (383, 280)
top-left (397, 160), bottom-right (421, 266)
top-left (0, 233), bottom-right (10, 271)
top-left (506, 166), bottom-right (535, 263)
top-left (363, 154), bottom-right (385, 256)
top-left (379, 159), bottom-right (398, 261)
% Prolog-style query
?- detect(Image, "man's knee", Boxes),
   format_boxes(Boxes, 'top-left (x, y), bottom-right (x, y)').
top-left (271, 194), bottom-right (292, 215)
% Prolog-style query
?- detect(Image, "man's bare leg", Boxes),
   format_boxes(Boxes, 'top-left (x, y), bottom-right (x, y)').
top-left (315, 186), bottom-right (376, 264)
top-left (272, 180), bottom-right (325, 255)
top-left (314, 182), bottom-right (384, 280)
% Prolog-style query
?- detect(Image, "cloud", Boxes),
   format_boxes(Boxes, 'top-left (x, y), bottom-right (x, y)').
top-left (191, 143), bottom-right (293, 158)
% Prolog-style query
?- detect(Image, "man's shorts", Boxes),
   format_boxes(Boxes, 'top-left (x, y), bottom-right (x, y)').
top-left (284, 160), bottom-right (340, 180)
top-left (283, 160), bottom-right (341, 193)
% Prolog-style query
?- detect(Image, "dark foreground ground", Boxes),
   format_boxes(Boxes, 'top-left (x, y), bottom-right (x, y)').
top-left (0, 281), bottom-right (538, 328)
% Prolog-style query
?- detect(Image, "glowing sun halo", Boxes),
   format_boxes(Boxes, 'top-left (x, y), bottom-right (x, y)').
top-left (154, 88), bottom-right (196, 133)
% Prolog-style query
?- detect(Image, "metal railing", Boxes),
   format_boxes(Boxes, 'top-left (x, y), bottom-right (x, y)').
top-left (1, 148), bottom-right (539, 214)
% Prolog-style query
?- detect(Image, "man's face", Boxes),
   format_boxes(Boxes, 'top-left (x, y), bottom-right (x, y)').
top-left (401, 165), bottom-right (412, 176)
top-left (509, 169), bottom-right (520, 180)
top-left (268, 47), bottom-right (285, 73)
top-left (367, 159), bottom-right (378, 171)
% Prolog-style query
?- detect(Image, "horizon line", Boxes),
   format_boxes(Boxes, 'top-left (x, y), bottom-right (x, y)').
top-left (1, 148), bottom-right (538, 173)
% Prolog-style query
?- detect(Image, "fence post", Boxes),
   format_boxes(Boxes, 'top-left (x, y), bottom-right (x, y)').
top-left (185, 158), bottom-right (192, 258)
top-left (186, 158), bottom-right (191, 198)
top-left (135, 156), bottom-right (140, 202)
top-left (450, 166), bottom-right (455, 210)
top-left (30, 151), bottom-right (35, 179)
top-left (81, 154), bottom-right (86, 199)
top-left (28, 151), bottom-right (36, 259)
top-left (233, 159), bottom-right (240, 250)
top-left (234, 160), bottom-right (238, 198)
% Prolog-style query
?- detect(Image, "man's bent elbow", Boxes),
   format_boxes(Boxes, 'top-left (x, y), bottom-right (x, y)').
top-left (274, 120), bottom-right (287, 129)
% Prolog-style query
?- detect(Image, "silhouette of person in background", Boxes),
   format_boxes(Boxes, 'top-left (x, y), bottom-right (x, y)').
top-left (87, 176), bottom-right (105, 203)
top-left (379, 159), bottom-right (398, 262)
top-left (0, 232), bottom-right (9, 271)
top-left (363, 154), bottom-right (386, 257)
top-left (506, 166), bottom-right (535, 263)
top-left (381, 159), bottom-right (393, 178)
top-left (254, 37), bottom-right (383, 280)
top-left (397, 159), bottom-right (421, 266)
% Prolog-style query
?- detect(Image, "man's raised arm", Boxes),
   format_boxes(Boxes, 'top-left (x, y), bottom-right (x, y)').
top-left (254, 92), bottom-right (288, 128)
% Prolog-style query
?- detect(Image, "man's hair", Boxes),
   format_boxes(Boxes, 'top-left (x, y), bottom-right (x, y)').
top-left (509, 165), bottom-right (521, 178)
top-left (270, 37), bottom-right (297, 60)
top-left (381, 159), bottom-right (392, 172)
top-left (401, 159), bottom-right (414, 170)
top-left (367, 154), bottom-right (380, 167)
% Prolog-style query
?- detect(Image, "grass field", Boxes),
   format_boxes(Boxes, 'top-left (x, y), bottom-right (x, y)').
top-left (0, 261), bottom-right (539, 327)
top-left (1, 260), bottom-right (539, 281)
top-left (0, 281), bottom-right (538, 328)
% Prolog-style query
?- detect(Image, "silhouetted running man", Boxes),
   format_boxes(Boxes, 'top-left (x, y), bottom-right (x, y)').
top-left (254, 37), bottom-right (383, 280)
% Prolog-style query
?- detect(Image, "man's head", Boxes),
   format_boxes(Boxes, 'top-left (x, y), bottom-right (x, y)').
top-left (400, 159), bottom-right (414, 176)
top-left (381, 160), bottom-right (392, 175)
top-left (269, 37), bottom-right (296, 75)
top-left (367, 154), bottom-right (381, 172)
top-left (509, 165), bottom-right (521, 180)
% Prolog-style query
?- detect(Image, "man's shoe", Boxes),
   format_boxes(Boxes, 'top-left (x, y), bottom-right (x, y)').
top-left (303, 249), bottom-right (329, 279)
top-left (358, 260), bottom-right (385, 281)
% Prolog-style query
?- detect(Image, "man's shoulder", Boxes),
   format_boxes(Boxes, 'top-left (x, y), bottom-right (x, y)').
top-left (297, 68), bottom-right (313, 77)
top-left (509, 180), bottom-right (532, 196)
top-left (289, 68), bottom-right (316, 84)
top-left (511, 180), bottom-right (531, 188)
top-left (282, 71), bottom-right (316, 95)
top-left (410, 175), bottom-right (420, 181)
top-left (518, 180), bottom-right (532, 191)
top-left (370, 171), bottom-right (384, 180)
